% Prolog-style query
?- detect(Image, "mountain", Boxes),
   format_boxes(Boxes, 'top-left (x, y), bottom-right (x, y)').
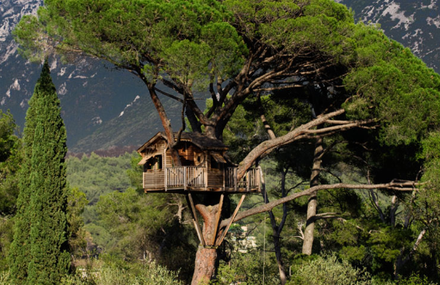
top-left (337, 0), bottom-right (440, 72)
top-left (1, 0), bottom-right (439, 153)
top-left (0, 0), bottom-right (180, 153)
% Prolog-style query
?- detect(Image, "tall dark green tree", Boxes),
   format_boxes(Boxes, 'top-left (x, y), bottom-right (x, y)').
top-left (9, 60), bottom-right (70, 284)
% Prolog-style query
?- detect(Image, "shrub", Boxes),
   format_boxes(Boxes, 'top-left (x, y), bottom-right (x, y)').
top-left (61, 261), bottom-right (182, 285)
top-left (288, 253), bottom-right (371, 285)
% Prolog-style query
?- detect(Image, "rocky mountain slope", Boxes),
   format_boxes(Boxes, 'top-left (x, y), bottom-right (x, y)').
top-left (0, 0), bottom-right (439, 153)
top-left (0, 0), bottom-right (180, 153)
top-left (338, 0), bottom-right (440, 72)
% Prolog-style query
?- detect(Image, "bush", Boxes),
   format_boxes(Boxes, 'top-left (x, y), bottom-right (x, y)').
top-left (213, 251), bottom-right (279, 285)
top-left (288, 253), bottom-right (371, 285)
top-left (61, 261), bottom-right (182, 285)
top-left (0, 271), bottom-right (9, 285)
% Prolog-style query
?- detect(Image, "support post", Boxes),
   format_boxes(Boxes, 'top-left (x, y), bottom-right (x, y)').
top-left (211, 194), bottom-right (224, 246)
top-left (234, 168), bottom-right (237, 192)
top-left (204, 166), bottom-right (208, 189)
top-left (258, 166), bottom-right (263, 192)
top-left (164, 168), bottom-right (167, 191)
top-left (246, 171), bottom-right (250, 192)
top-left (187, 193), bottom-right (205, 246)
top-left (184, 167), bottom-right (187, 190)
top-left (216, 194), bottom-right (246, 246)
top-left (222, 168), bottom-right (225, 191)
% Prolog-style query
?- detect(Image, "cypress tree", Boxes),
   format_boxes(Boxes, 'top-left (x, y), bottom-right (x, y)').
top-left (9, 60), bottom-right (70, 284)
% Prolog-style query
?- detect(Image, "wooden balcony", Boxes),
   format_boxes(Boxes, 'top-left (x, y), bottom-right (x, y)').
top-left (143, 166), bottom-right (261, 193)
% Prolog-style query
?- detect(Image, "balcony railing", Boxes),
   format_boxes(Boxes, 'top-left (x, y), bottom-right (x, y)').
top-left (143, 166), bottom-right (260, 192)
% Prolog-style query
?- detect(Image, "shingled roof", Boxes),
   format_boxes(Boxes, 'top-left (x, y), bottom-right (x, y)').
top-left (138, 132), bottom-right (227, 153)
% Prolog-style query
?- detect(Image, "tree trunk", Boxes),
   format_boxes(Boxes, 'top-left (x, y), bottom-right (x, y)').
top-left (263, 169), bottom-right (288, 285)
top-left (390, 195), bottom-right (398, 228)
top-left (273, 233), bottom-right (287, 285)
top-left (393, 227), bottom-right (428, 279)
top-left (191, 204), bottom-right (221, 285)
top-left (302, 137), bottom-right (323, 255)
top-left (192, 247), bottom-right (217, 285)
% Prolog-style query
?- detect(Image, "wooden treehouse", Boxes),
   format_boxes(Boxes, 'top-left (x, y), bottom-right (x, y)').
top-left (138, 132), bottom-right (263, 253)
top-left (137, 132), bottom-right (261, 193)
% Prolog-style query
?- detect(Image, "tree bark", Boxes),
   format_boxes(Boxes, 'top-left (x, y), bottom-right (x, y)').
top-left (302, 193), bottom-right (317, 255)
top-left (191, 204), bottom-right (220, 285)
top-left (302, 137), bottom-right (323, 255)
top-left (258, 107), bottom-right (288, 284)
top-left (263, 168), bottom-right (288, 285)
top-left (236, 109), bottom-right (345, 180)
top-left (390, 195), bottom-right (398, 228)
top-left (273, 233), bottom-right (287, 284)
top-left (219, 181), bottom-right (417, 229)
top-left (393, 226), bottom-right (428, 279)
top-left (192, 247), bottom-right (217, 285)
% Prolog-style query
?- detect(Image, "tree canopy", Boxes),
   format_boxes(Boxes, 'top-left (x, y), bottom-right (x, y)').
top-left (14, 0), bottom-right (440, 173)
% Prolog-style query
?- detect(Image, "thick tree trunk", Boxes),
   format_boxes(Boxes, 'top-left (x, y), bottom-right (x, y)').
top-left (302, 137), bottom-right (323, 255)
top-left (192, 247), bottom-right (217, 285)
top-left (191, 204), bottom-right (221, 285)
top-left (302, 193), bottom-right (317, 255)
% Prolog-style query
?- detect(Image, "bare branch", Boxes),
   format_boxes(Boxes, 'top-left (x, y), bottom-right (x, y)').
top-left (253, 84), bottom-right (304, 92)
top-left (294, 223), bottom-right (305, 240)
top-left (154, 87), bottom-right (184, 103)
top-left (219, 181), bottom-right (419, 229)
top-left (237, 109), bottom-right (345, 179)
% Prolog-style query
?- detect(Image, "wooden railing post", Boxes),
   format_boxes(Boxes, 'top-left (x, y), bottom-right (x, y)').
top-left (164, 168), bottom-right (167, 191)
top-left (246, 171), bottom-right (250, 192)
top-left (222, 168), bottom-right (225, 191)
top-left (184, 167), bottom-right (187, 191)
top-left (234, 168), bottom-right (237, 192)
top-left (204, 167), bottom-right (208, 189)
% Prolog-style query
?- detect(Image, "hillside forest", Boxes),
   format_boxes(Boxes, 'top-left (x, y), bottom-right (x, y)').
top-left (2, 0), bottom-right (440, 284)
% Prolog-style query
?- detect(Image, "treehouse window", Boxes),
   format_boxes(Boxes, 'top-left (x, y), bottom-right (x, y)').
top-left (211, 156), bottom-right (219, 169)
top-left (145, 155), bottom-right (162, 171)
top-left (157, 155), bottom-right (163, 169)
top-left (195, 153), bottom-right (203, 166)
top-left (210, 152), bottom-right (226, 170)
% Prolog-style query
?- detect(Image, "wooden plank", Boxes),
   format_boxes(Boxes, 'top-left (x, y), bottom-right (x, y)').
top-left (164, 168), bottom-right (167, 191)
top-left (204, 164), bottom-right (208, 189)
top-left (184, 167), bottom-right (187, 191)
top-left (211, 194), bottom-right (224, 246)
top-left (234, 168), bottom-right (237, 192)
top-left (222, 168), bottom-right (225, 191)
top-left (216, 194), bottom-right (246, 246)
top-left (187, 193), bottom-right (205, 246)
top-left (258, 166), bottom-right (262, 192)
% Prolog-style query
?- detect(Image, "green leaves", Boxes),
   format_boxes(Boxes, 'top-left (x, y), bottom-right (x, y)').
top-left (343, 26), bottom-right (440, 146)
top-left (15, 0), bottom-right (246, 87)
top-left (9, 61), bottom-right (70, 284)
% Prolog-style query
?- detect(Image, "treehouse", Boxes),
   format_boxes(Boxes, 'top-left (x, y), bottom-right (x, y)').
top-left (137, 132), bottom-right (261, 193)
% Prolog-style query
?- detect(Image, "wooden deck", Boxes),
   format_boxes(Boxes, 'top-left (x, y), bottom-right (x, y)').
top-left (143, 166), bottom-right (261, 193)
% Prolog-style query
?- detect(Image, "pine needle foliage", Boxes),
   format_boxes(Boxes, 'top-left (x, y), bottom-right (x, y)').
top-left (9, 60), bottom-right (70, 284)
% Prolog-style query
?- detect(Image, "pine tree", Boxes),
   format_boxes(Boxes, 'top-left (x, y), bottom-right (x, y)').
top-left (9, 60), bottom-right (70, 284)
